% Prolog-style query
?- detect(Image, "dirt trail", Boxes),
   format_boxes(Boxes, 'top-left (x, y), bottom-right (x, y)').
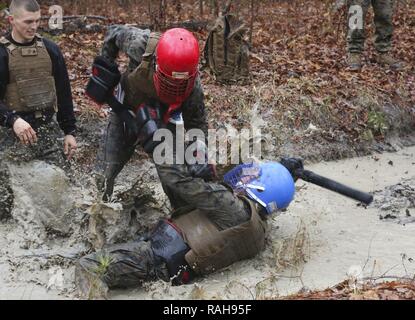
top-left (0, 146), bottom-right (414, 300)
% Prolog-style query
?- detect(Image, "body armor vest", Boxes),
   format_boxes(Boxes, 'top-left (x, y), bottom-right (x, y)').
top-left (123, 32), bottom-right (161, 108)
top-left (0, 34), bottom-right (57, 113)
top-left (172, 197), bottom-right (267, 275)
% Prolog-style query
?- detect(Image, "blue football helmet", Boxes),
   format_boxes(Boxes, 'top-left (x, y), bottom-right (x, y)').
top-left (223, 162), bottom-right (295, 214)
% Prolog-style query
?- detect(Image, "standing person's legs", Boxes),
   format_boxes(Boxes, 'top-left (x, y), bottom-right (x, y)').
top-left (95, 112), bottom-right (136, 201)
top-left (34, 120), bottom-right (68, 170)
top-left (372, 0), bottom-right (395, 53)
top-left (347, 0), bottom-right (371, 53)
top-left (371, 0), bottom-right (403, 69)
top-left (0, 160), bottom-right (14, 221)
top-left (0, 118), bottom-right (73, 221)
top-left (0, 129), bottom-right (20, 221)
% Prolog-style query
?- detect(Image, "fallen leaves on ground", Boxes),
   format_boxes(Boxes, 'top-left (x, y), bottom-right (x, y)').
top-left (284, 279), bottom-right (415, 300)
top-left (0, 0), bottom-right (413, 147)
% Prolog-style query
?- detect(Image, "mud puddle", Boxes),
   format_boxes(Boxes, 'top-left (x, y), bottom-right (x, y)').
top-left (110, 146), bottom-right (415, 300)
top-left (0, 146), bottom-right (414, 300)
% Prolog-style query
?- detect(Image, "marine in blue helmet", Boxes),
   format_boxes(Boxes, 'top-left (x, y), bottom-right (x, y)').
top-left (75, 159), bottom-right (299, 299)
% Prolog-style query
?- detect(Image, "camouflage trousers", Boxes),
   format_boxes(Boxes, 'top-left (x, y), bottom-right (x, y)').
top-left (347, 0), bottom-right (395, 53)
top-left (94, 112), bottom-right (136, 201)
top-left (0, 119), bottom-right (68, 220)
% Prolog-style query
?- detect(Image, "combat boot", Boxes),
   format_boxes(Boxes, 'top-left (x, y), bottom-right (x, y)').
top-left (346, 53), bottom-right (363, 71)
top-left (375, 53), bottom-right (404, 71)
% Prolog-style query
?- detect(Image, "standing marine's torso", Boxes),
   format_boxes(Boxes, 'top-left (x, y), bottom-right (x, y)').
top-left (0, 34), bottom-right (57, 114)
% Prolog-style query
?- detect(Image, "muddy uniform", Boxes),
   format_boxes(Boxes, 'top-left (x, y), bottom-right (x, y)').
top-left (76, 161), bottom-right (267, 294)
top-left (0, 34), bottom-right (76, 220)
top-left (347, 0), bottom-right (395, 53)
top-left (94, 25), bottom-right (208, 200)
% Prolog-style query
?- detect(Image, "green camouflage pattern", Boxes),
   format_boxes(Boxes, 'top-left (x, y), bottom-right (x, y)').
top-left (347, 0), bottom-right (396, 53)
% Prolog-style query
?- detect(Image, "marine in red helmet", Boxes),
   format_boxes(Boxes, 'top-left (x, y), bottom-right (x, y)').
top-left (154, 28), bottom-right (200, 106)
top-left (86, 25), bottom-right (213, 202)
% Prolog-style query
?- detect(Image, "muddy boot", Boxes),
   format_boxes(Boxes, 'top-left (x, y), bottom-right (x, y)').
top-left (75, 263), bottom-right (109, 300)
top-left (375, 53), bottom-right (404, 71)
top-left (346, 53), bottom-right (363, 71)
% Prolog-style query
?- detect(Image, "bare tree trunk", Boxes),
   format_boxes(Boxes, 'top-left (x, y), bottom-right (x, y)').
top-left (173, 0), bottom-right (182, 15)
top-left (222, 0), bottom-right (232, 15)
top-left (159, 0), bottom-right (167, 28)
top-left (212, 0), bottom-right (219, 17)
top-left (149, 0), bottom-right (159, 29)
top-left (198, 0), bottom-right (203, 16)
top-left (164, 0), bottom-right (168, 27)
top-left (148, 0), bottom-right (152, 25)
top-left (249, 0), bottom-right (254, 45)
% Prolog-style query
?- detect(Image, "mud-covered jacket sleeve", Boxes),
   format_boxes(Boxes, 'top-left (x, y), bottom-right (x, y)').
top-left (181, 78), bottom-right (208, 138)
top-left (43, 39), bottom-right (77, 135)
top-left (101, 25), bottom-right (150, 69)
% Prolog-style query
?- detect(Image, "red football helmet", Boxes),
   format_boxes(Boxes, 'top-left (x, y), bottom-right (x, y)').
top-left (154, 28), bottom-right (200, 105)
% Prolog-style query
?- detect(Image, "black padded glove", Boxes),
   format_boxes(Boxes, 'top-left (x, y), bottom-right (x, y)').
top-left (280, 157), bottom-right (304, 181)
top-left (85, 55), bottom-right (121, 104)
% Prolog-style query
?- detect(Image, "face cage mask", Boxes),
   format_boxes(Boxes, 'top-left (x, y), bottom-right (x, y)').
top-left (154, 65), bottom-right (197, 105)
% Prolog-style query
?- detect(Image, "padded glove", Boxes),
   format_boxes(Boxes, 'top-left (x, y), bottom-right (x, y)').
top-left (280, 157), bottom-right (304, 181)
top-left (85, 55), bottom-right (121, 104)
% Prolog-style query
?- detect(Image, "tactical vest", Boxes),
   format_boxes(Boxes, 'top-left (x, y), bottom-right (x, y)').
top-left (123, 32), bottom-right (161, 108)
top-left (204, 14), bottom-right (250, 84)
top-left (0, 34), bottom-right (57, 113)
top-left (172, 197), bottom-right (267, 275)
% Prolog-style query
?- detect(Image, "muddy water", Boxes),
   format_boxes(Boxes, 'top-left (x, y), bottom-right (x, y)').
top-left (0, 146), bottom-right (414, 300)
